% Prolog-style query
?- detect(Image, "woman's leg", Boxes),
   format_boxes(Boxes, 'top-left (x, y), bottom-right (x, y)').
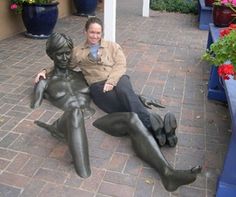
top-left (90, 80), bottom-right (126, 113)
top-left (93, 112), bottom-right (201, 192)
top-left (90, 76), bottom-right (167, 146)
top-left (115, 75), bottom-right (152, 129)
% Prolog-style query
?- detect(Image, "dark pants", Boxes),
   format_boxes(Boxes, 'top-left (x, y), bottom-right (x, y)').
top-left (90, 75), bottom-right (152, 129)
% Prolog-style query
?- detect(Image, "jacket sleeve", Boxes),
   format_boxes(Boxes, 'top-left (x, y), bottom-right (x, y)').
top-left (106, 44), bottom-right (127, 86)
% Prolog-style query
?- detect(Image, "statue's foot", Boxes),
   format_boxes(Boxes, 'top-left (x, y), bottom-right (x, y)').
top-left (162, 165), bottom-right (202, 192)
top-left (150, 113), bottom-right (166, 146)
top-left (163, 113), bottom-right (178, 147)
top-left (34, 120), bottom-right (65, 141)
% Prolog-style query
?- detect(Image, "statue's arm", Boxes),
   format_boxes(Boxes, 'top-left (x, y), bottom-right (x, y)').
top-left (31, 79), bottom-right (48, 109)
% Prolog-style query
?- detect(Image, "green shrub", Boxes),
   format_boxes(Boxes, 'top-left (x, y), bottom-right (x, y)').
top-left (150, 0), bottom-right (198, 14)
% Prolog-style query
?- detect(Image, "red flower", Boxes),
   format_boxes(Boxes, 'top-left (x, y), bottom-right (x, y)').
top-left (229, 24), bottom-right (236, 30)
top-left (218, 64), bottom-right (235, 80)
top-left (220, 28), bottom-right (231, 37)
top-left (10, 3), bottom-right (18, 10)
top-left (220, 24), bottom-right (236, 37)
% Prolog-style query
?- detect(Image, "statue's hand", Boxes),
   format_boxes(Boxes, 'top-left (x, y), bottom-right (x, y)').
top-left (139, 95), bottom-right (165, 109)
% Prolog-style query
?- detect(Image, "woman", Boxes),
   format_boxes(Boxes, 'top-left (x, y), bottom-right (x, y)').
top-left (35, 17), bottom-right (177, 147)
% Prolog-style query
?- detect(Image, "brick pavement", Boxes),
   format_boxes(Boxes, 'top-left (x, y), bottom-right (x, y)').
top-left (0, 0), bottom-right (232, 196)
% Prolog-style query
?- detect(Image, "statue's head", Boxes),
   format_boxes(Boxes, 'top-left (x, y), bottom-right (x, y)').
top-left (46, 32), bottom-right (74, 69)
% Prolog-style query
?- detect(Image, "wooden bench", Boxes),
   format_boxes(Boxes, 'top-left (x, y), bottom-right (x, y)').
top-left (207, 23), bottom-right (236, 197)
top-left (198, 0), bottom-right (213, 30)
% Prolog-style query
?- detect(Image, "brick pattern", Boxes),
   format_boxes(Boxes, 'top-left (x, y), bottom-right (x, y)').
top-left (0, 1), bottom-right (231, 197)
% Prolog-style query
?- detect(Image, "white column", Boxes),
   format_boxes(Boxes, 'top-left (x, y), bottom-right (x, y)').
top-left (142, 0), bottom-right (150, 17)
top-left (104, 0), bottom-right (116, 42)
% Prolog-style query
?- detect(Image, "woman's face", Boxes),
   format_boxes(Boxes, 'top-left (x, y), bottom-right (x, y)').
top-left (85, 23), bottom-right (102, 45)
top-left (53, 45), bottom-right (72, 69)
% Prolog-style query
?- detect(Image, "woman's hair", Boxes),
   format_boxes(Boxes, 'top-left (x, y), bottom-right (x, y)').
top-left (46, 32), bottom-right (73, 59)
top-left (85, 17), bottom-right (103, 31)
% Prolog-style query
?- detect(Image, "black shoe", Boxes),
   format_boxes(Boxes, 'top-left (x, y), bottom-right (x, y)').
top-left (150, 113), bottom-right (166, 146)
top-left (163, 113), bottom-right (178, 147)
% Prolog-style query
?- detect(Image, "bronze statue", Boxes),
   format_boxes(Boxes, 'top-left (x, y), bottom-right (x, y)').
top-left (31, 32), bottom-right (201, 191)
top-left (31, 32), bottom-right (94, 178)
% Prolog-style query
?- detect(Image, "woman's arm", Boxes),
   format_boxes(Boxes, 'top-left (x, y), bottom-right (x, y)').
top-left (106, 43), bottom-right (127, 86)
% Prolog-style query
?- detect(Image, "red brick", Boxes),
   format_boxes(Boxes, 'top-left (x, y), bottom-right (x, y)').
top-left (39, 183), bottom-right (94, 197)
top-left (33, 168), bottom-right (67, 184)
top-left (6, 152), bottom-right (30, 173)
top-left (98, 181), bottom-right (135, 197)
top-left (107, 152), bottom-right (129, 172)
top-left (20, 156), bottom-right (44, 177)
top-left (26, 108), bottom-right (45, 120)
top-left (0, 172), bottom-right (30, 188)
top-left (0, 158), bottom-right (10, 170)
top-left (81, 168), bottom-right (105, 192)
top-left (0, 148), bottom-right (17, 160)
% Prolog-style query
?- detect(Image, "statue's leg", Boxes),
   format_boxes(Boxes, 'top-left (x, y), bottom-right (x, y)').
top-left (67, 108), bottom-right (91, 178)
top-left (93, 112), bottom-right (201, 192)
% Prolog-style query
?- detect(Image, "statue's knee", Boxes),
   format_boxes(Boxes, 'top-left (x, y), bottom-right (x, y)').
top-left (70, 108), bottom-right (83, 128)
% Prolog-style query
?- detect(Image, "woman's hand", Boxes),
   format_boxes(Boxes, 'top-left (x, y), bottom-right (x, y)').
top-left (103, 83), bottom-right (114, 92)
top-left (34, 69), bottom-right (47, 84)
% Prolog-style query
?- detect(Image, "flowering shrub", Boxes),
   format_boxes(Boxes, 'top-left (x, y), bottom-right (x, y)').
top-left (202, 24), bottom-right (236, 80)
top-left (10, 0), bottom-right (55, 14)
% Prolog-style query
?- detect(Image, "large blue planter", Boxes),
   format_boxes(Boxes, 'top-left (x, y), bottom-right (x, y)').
top-left (22, 2), bottom-right (59, 39)
top-left (73, 0), bottom-right (97, 16)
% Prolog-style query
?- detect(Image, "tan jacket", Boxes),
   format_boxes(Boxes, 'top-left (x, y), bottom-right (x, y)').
top-left (67, 39), bottom-right (127, 86)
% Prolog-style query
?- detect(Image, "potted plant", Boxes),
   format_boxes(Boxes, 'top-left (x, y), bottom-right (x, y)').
top-left (203, 24), bottom-right (236, 79)
top-left (205, 0), bottom-right (215, 7)
top-left (10, 0), bottom-right (59, 39)
top-left (73, 0), bottom-right (97, 16)
top-left (212, 0), bottom-right (236, 27)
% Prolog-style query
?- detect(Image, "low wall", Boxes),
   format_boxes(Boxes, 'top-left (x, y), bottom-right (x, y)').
top-left (0, 0), bottom-right (74, 41)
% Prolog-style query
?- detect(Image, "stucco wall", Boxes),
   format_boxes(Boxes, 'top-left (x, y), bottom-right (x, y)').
top-left (0, 0), bottom-right (74, 41)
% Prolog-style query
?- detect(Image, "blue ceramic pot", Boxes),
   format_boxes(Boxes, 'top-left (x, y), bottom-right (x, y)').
top-left (22, 2), bottom-right (59, 39)
top-left (73, 0), bottom-right (97, 16)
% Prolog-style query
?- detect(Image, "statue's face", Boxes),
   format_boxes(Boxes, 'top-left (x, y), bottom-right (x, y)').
top-left (53, 45), bottom-right (72, 69)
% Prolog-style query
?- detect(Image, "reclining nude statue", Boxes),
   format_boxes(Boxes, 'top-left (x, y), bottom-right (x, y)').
top-left (31, 32), bottom-right (201, 191)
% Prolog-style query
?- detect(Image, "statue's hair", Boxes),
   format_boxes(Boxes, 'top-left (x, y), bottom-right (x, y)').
top-left (46, 32), bottom-right (73, 59)
top-left (85, 17), bottom-right (103, 31)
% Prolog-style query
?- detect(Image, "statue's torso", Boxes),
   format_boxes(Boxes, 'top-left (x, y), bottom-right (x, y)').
top-left (44, 71), bottom-right (91, 111)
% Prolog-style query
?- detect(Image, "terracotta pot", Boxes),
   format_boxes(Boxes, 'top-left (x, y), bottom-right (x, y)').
top-left (205, 0), bottom-right (214, 7)
top-left (213, 4), bottom-right (236, 27)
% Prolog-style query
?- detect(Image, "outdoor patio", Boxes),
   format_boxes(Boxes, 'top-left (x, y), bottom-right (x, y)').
top-left (0, 0), bottom-right (231, 196)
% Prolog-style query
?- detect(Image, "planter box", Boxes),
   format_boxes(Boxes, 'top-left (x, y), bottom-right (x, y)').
top-left (198, 0), bottom-right (213, 30)
top-left (207, 23), bottom-right (236, 197)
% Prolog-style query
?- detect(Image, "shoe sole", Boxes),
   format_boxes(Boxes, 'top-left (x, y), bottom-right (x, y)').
top-left (164, 112), bottom-right (178, 147)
